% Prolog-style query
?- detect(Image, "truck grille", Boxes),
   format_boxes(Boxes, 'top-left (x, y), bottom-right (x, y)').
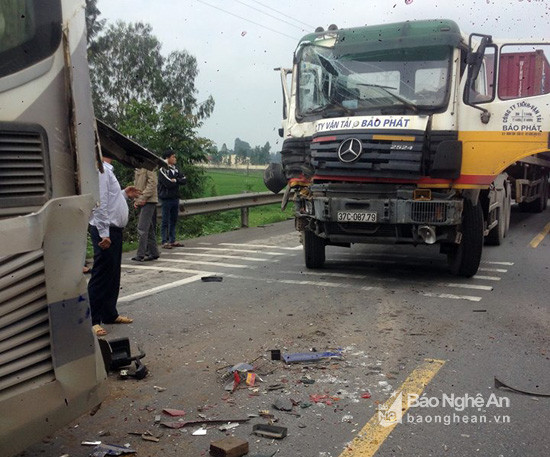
top-left (311, 131), bottom-right (425, 180)
top-left (0, 128), bottom-right (50, 209)
top-left (0, 249), bottom-right (54, 400)
top-left (410, 201), bottom-right (448, 223)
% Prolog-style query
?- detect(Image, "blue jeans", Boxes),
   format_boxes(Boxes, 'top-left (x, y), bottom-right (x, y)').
top-left (161, 198), bottom-right (179, 244)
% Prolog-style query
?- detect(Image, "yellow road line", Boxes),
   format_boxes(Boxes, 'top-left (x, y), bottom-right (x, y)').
top-left (529, 222), bottom-right (550, 248)
top-left (338, 358), bottom-right (445, 457)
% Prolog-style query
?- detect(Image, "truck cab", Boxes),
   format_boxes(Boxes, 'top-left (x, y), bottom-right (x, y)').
top-left (270, 19), bottom-right (550, 276)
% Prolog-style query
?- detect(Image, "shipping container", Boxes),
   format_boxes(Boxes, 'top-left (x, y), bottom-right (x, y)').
top-left (499, 50), bottom-right (550, 99)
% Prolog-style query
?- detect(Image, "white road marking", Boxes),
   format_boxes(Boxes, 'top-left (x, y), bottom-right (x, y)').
top-left (122, 264), bottom-right (214, 275)
top-left (478, 267), bottom-right (508, 273)
top-left (481, 261), bottom-right (514, 266)
top-left (440, 283), bottom-right (493, 291)
top-left (160, 258), bottom-right (253, 269)
top-left (422, 292), bottom-right (482, 302)
top-left (279, 270), bottom-right (371, 280)
top-left (183, 247), bottom-right (287, 256)
top-left (472, 275), bottom-right (501, 281)
top-left (219, 242), bottom-right (301, 250)
top-left (225, 273), bottom-right (348, 288)
top-left (167, 252), bottom-right (279, 262)
top-left (118, 274), bottom-right (204, 302)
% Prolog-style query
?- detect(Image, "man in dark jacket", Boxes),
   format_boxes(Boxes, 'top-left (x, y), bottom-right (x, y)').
top-left (158, 150), bottom-right (186, 248)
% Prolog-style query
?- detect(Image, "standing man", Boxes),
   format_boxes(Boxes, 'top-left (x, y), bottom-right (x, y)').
top-left (132, 167), bottom-right (160, 262)
top-left (89, 157), bottom-right (141, 337)
top-left (158, 150), bottom-right (186, 249)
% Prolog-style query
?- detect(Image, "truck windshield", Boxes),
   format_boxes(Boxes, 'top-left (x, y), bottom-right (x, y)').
top-left (0, 0), bottom-right (62, 78)
top-left (296, 43), bottom-right (452, 118)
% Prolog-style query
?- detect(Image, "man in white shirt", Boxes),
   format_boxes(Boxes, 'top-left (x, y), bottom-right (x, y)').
top-left (88, 157), bottom-right (141, 336)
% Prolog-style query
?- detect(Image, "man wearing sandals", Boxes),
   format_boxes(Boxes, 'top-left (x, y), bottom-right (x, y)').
top-left (158, 150), bottom-right (187, 249)
top-left (88, 157), bottom-right (140, 336)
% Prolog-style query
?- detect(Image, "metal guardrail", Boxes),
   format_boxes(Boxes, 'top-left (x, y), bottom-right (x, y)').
top-left (161, 191), bottom-right (284, 228)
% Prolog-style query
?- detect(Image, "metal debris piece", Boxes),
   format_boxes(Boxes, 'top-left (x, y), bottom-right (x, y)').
top-left (282, 351), bottom-right (343, 364)
top-left (253, 424), bottom-right (288, 439)
top-left (494, 376), bottom-right (550, 397)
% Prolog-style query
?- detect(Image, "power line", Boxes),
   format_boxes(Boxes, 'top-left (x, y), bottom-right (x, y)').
top-left (195, 0), bottom-right (300, 41)
top-left (249, 0), bottom-right (315, 30)
top-left (231, 0), bottom-right (307, 32)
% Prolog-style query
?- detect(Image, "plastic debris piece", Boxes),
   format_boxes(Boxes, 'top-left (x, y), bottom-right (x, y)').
top-left (361, 392), bottom-right (372, 399)
top-left (163, 408), bottom-right (186, 416)
top-left (253, 424), bottom-right (288, 439)
top-left (153, 385), bottom-right (166, 392)
top-left (82, 441), bottom-right (102, 446)
top-left (161, 418), bottom-right (250, 429)
top-left (246, 373), bottom-right (256, 386)
top-left (192, 428), bottom-right (207, 436)
top-left (282, 351), bottom-right (343, 364)
top-left (270, 349), bottom-right (281, 361)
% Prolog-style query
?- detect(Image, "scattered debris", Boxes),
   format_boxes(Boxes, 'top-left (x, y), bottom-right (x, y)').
top-left (472, 309), bottom-right (487, 313)
top-left (161, 418), bottom-right (250, 429)
top-left (201, 275), bottom-right (223, 282)
top-left (270, 349), bottom-right (281, 361)
top-left (282, 351), bottom-right (343, 364)
top-left (153, 385), bottom-right (166, 392)
top-left (361, 392), bottom-right (372, 399)
top-left (219, 422), bottom-right (240, 431)
top-left (341, 414), bottom-right (354, 423)
top-left (89, 443), bottom-right (136, 457)
top-left (253, 424), bottom-right (288, 440)
top-left (82, 441), bottom-right (102, 446)
top-left (494, 376), bottom-right (550, 397)
top-left (273, 397), bottom-right (293, 411)
top-left (210, 436), bottom-right (249, 457)
top-left (309, 394), bottom-right (339, 405)
top-left (162, 408), bottom-right (186, 417)
top-left (267, 384), bottom-right (284, 391)
top-left (192, 428), bottom-right (207, 436)
top-left (230, 363), bottom-right (254, 372)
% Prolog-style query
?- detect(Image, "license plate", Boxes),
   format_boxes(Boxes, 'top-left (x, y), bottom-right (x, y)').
top-left (337, 211), bottom-right (377, 222)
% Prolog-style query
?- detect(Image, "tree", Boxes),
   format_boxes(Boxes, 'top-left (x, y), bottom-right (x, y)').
top-left (234, 138), bottom-right (251, 165)
top-left (85, 0), bottom-right (105, 48)
top-left (88, 21), bottom-right (214, 127)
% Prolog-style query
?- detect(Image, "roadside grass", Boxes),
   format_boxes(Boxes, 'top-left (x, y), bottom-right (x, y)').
top-left (86, 167), bottom-right (291, 256)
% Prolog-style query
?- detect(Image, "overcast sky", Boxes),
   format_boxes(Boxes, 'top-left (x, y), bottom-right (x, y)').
top-left (96, 0), bottom-right (550, 152)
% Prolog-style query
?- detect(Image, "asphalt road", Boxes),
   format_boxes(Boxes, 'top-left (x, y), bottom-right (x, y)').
top-left (22, 204), bottom-right (549, 457)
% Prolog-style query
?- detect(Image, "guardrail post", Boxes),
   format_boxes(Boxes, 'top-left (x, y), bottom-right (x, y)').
top-left (240, 207), bottom-right (249, 228)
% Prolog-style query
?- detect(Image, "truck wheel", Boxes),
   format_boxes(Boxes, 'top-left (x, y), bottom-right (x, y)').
top-left (304, 230), bottom-right (325, 268)
top-left (448, 199), bottom-right (484, 277)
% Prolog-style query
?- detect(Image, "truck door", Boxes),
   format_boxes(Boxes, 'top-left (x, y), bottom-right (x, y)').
top-left (458, 38), bottom-right (550, 184)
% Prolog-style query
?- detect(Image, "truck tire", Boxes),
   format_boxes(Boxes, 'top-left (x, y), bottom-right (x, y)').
top-left (304, 230), bottom-right (325, 268)
top-left (448, 199), bottom-right (484, 277)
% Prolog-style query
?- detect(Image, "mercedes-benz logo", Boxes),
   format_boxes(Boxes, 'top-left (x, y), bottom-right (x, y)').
top-left (337, 138), bottom-right (363, 163)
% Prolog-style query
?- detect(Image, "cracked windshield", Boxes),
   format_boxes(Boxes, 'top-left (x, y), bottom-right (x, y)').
top-left (298, 44), bottom-right (450, 117)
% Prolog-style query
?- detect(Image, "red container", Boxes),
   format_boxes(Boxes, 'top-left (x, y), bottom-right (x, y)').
top-left (499, 50), bottom-right (550, 99)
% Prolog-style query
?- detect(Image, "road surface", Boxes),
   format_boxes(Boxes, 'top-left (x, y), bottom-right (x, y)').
top-left (22, 205), bottom-right (549, 457)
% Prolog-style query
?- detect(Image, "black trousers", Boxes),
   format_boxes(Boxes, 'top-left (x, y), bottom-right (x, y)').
top-left (88, 225), bottom-right (123, 325)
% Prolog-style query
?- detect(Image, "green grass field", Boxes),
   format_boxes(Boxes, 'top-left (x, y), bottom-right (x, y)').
top-left (204, 168), bottom-right (268, 196)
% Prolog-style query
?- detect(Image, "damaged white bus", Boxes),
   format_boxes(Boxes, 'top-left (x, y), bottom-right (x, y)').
top-left (0, 1), bottom-right (161, 455)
